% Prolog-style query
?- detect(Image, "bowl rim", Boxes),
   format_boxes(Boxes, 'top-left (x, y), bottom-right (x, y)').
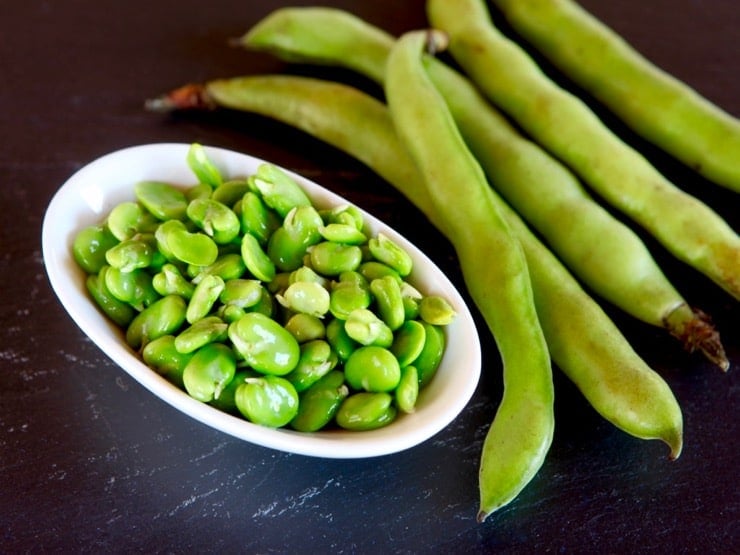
top-left (41, 142), bottom-right (481, 458)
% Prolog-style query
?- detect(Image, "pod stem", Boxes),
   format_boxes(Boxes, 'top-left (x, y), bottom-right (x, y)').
top-left (144, 83), bottom-right (216, 113)
top-left (664, 303), bottom-right (729, 371)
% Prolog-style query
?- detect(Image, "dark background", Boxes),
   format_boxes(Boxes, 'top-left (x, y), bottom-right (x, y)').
top-left (2, 1), bottom-right (737, 552)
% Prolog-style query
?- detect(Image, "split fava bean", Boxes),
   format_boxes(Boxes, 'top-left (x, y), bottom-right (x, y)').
top-left (73, 147), bottom-right (456, 434)
top-left (336, 392), bottom-right (397, 431)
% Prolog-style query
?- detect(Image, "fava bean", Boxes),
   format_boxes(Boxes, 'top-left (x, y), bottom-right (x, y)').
top-left (309, 241), bottom-right (362, 275)
top-left (336, 392), bottom-right (396, 431)
top-left (126, 294), bottom-right (187, 350)
top-left (370, 276), bottom-right (405, 330)
top-left (142, 335), bottom-right (193, 388)
top-left (367, 234), bottom-right (412, 277)
top-left (219, 278), bottom-right (263, 309)
top-left (107, 201), bottom-right (158, 241)
top-left (329, 277), bottom-right (371, 320)
top-left (183, 342), bottom-right (236, 402)
top-left (284, 313), bottom-right (326, 343)
top-left (319, 223), bottom-right (367, 245)
top-left (344, 345), bottom-right (400, 393)
top-left (285, 339), bottom-right (336, 392)
top-left (167, 227), bottom-right (219, 267)
top-left (240, 191), bottom-right (280, 245)
top-left (73, 225), bottom-right (119, 274)
top-left (277, 281), bottom-right (330, 318)
top-left (390, 320), bottom-right (426, 367)
top-left (174, 315), bottom-right (229, 354)
top-left (290, 370), bottom-right (349, 432)
top-left (395, 365), bottom-right (419, 413)
top-left (186, 142), bottom-right (223, 188)
top-left (186, 198), bottom-right (241, 245)
top-left (86, 270), bottom-right (136, 327)
top-left (104, 266), bottom-right (159, 311)
top-left (250, 163), bottom-right (312, 218)
top-left (152, 263), bottom-right (195, 299)
top-left (228, 312), bottom-right (300, 375)
top-left (186, 274), bottom-right (225, 324)
top-left (235, 375), bottom-right (299, 427)
top-left (105, 235), bottom-right (155, 273)
top-left (344, 308), bottom-right (393, 348)
top-left (211, 179), bottom-right (250, 207)
top-left (267, 205), bottom-right (323, 271)
top-left (326, 318), bottom-right (357, 361)
top-left (241, 233), bottom-right (276, 282)
top-left (135, 180), bottom-right (188, 221)
top-left (419, 295), bottom-right (457, 326)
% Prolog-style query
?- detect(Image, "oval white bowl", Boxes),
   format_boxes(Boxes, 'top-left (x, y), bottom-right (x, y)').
top-left (42, 143), bottom-right (481, 458)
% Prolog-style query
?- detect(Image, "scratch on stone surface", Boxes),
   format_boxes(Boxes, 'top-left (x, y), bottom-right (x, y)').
top-left (167, 488), bottom-right (220, 517)
top-left (0, 349), bottom-right (30, 364)
top-left (252, 478), bottom-right (339, 518)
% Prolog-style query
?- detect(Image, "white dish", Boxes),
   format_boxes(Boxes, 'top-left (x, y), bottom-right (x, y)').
top-left (42, 143), bottom-right (481, 458)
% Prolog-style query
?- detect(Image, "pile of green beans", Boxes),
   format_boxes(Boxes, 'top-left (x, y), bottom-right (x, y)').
top-left (142, 1), bottom-right (737, 522)
top-left (73, 144), bottom-right (456, 433)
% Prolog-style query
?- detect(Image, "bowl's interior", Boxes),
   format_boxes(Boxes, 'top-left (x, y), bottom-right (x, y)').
top-left (41, 143), bottom-right (481, 458)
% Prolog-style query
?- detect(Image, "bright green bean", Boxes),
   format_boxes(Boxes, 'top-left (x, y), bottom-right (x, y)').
top-left (174, 315), bottom-right (229, 354)
top-left (290, 370), bottom-right (349, 432)
top-left (186, 274), bottom-right (225, 324)
top-left (344, 345), bottom-right (401, 393)
top-left (125, 294), bottom-right (187, 351)
top-left (228, 312), bottom-right (300, 375)
top-left (187, 142), bottom-right (223, 188)
top-left (235, 375), bottom-right (299, 427)
top-left (182, 342), bottom-right (236, 402)
top-left (135, 180), bottom-right (188, 221)
top-left (73, 225), bottom-right (120, 274)
top-left (335, 392), bottom-right (396, 431)
top-left (86, 268), bottom-right (136, 327)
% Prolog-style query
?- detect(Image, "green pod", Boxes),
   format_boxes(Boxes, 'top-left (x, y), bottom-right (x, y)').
top-left (369, 276), bottom-right (405, 330)
top-left (227, 312), bottom-right (300, 375)
top-left (174, 315), bottom-right (229, 354)
top-left (125, 294), bottom-right (187, 351)
top-left (235, 375), bottom-right (299, 427)
top-left (390, 319), bottom-right (427, 367)
top-left (290, 370), bottom-right (349, 432)
top-left (152, 263), bottom-right (195, 300)
top-left (186, 142), bottom-right (223, 188)
top-left (367, 233), bottom-right (413, 277)
top-left (240, 191), bottom-right (281, 245)
top-left (134, 180), bottom-right (188, 221)
top-left (335, 392), bottom-right (397, 431)
top-left (285, 339), bottom-right (337, 392)
top-left (241, 233), bottom-right (276, 282)
top-left (104, 266), bottom-right (160, 311)
top-left (186, 197), bottom-right (241, 245)
top-left (85, 270), bottom-right (136, 327)
top-left (186, 274), bottom-right (225, 324)
top-left (142, 335), bottom-right (193, 388)
top-left (415, 322), bottom-right (446, 388)
top-left (395, 365), bottom-right (419, 414)
top-left (344, 345), bottom-right (401, 392)
top-left (250, 163), bottom-right (312, 218)
top-left (344, 308), bottom-right (393, 348)
top-left (73, 224), bottom-right (119, 274)
top-left (182, 342), bottom-right (236, 402)
top-left (309, 241), bottom-right (363, 276)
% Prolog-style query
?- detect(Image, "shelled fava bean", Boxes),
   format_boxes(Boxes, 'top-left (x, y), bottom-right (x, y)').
top-left (72, 144), bottom-right (456, 432)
